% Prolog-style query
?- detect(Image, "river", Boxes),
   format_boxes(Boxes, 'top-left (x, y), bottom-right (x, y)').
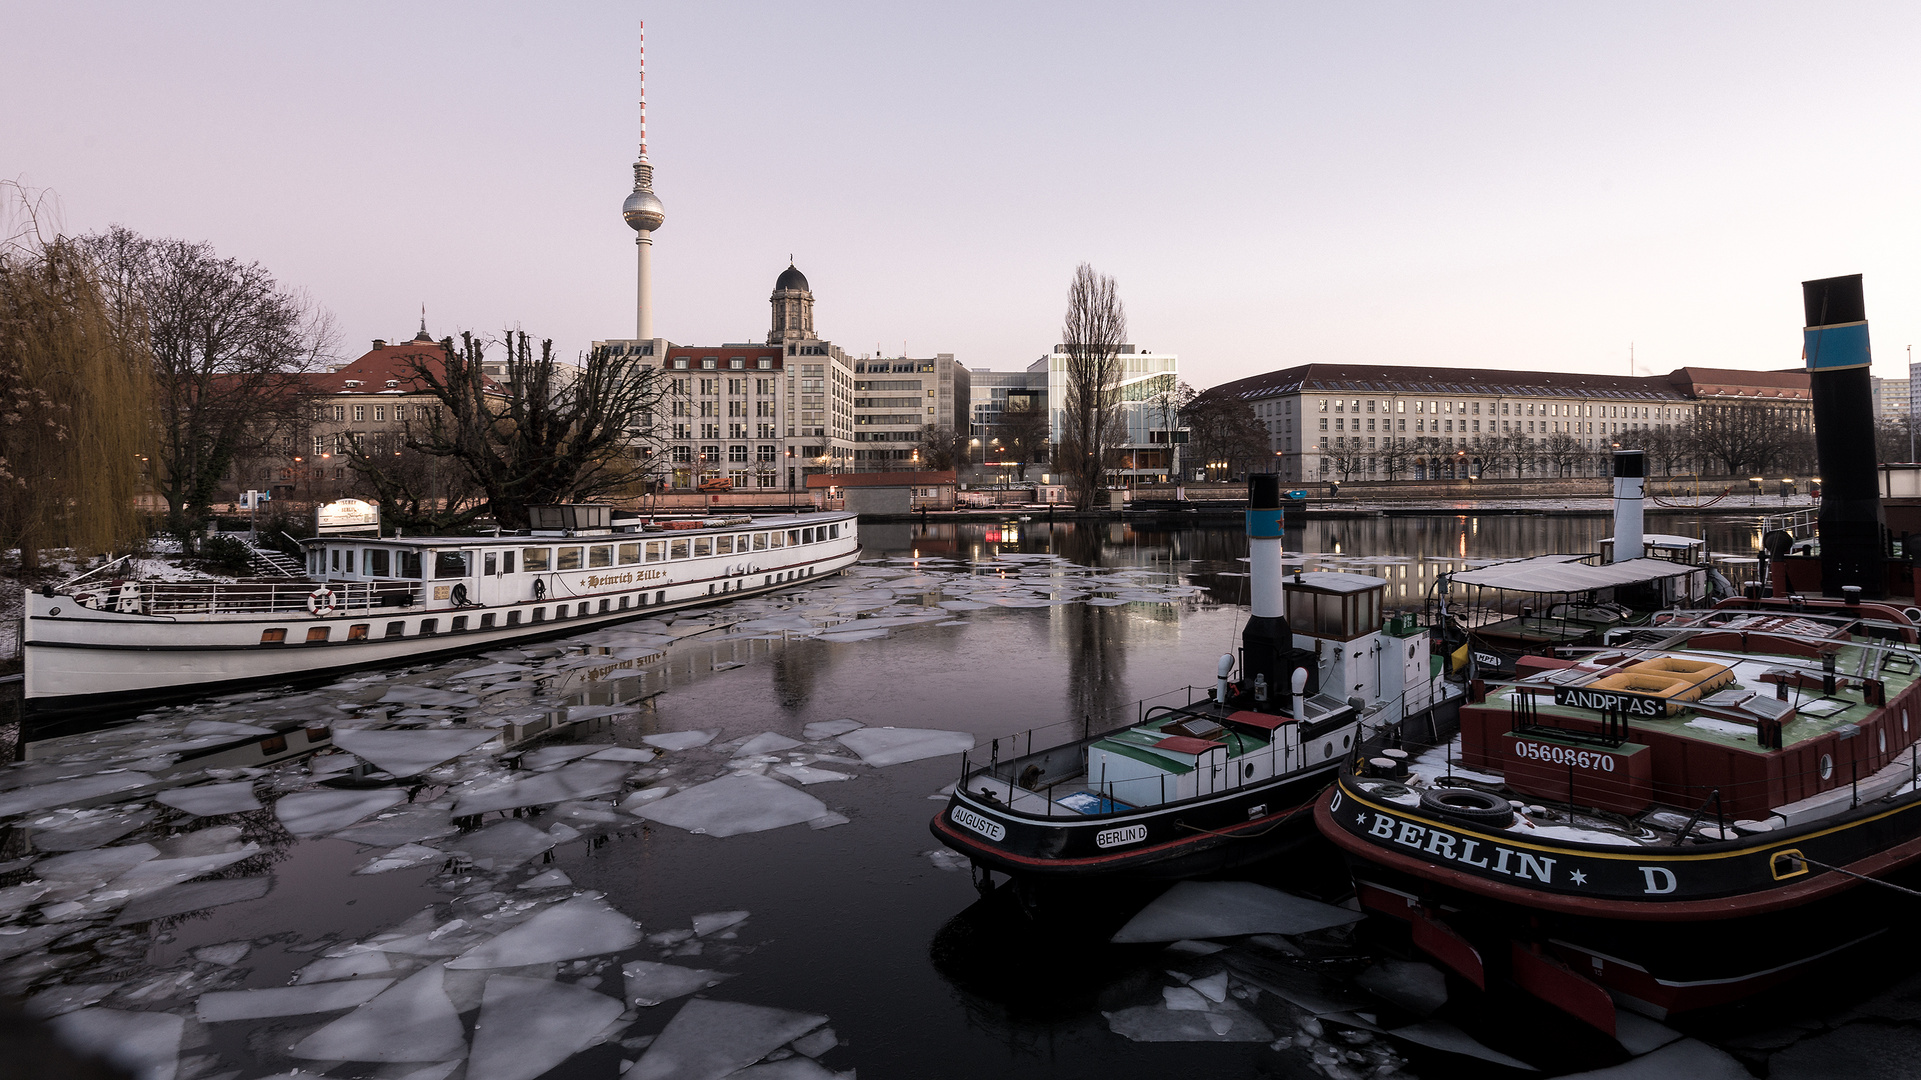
top-left (3, 512), bottom-right (1907, 1080)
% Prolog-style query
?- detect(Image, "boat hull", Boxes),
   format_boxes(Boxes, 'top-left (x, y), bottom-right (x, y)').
top-left (1316, 774), bottom-right (1921, 1016)
top-left (25, 541), bottom-right (860, 713)
top-left (932, 763), bottom-right (1342, 880)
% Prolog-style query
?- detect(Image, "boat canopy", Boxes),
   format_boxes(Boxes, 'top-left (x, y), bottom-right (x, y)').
top-left (1449, 555), bottom-right (1700, 594)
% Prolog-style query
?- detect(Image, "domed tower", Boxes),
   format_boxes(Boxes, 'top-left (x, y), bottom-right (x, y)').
top-left (621, 23), bottom-right (666, 340)
top-left (768, 262), bottom-right (814, 344)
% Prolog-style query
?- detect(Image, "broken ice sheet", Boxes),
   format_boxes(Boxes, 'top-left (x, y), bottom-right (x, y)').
top-left (641, 729), bottom-right (719, 752)
top-left (296, 951), bottom-right (404, 983)
top-left (197, 978), bottom-right (395, 1021)
top-left (836, 727), bottom-right (975, 767)
top-left (51, 1007), bottom-right (185, 1080)
top-left (1355, 959), bottom-right (1448, 1017)
top-left (379, 686), bottom-right (480, 709)
top-left (192, 941), bottom-right (251, 966)
top-left (791, 1026), bottom-right (838, 1058)
top-left (692, 910), bottom-right (748, 937)
top-left (276, 788), bottom-right (408, 837)
top-left (331, 804), bottom-right (460, 848)
top-left (155, 781), bottom-right (261, 816)
top-left (290, 962), bottom-right (468, 1063)
top-left (181, 719), bottom-right (275, 738)
top-left (1384, 1021), bottom-right (1538, 1070)
top-left (731, 1060), bottom-right (848, 1080)
top-left (355, 843), bottom-right (446, 875)
top-left (521, 744), bottom-right (605, 769)
top-left (452, 760), bottom-right (631, 815)
top-left (1103, 1002), bottom-right (1274, 1043)
top-left (334, 728), bottom-right (497, 776)
top-left (1110, 881), bottom-right (1362, 943)
top-left (586, 746), bottom-right (656, 763)
top-left (735, 732), bottom-right (803, 756)
top-left (622, 960), bottom-right (733, 1006)
top-left (634, 773), bottom-right (827, 838)
top-left (447, 894), bottom-right (643, 969)
top-left (0, 771), bottom-right (155, 818)
top-left (773, 764), bottom-right (854, 786)
top-left (113, 876), bottom-right (272, 925)
top-left (801, 719), bottom-right (863, 741)
top-left (447, 819), bottom-right (560, 870)
top-left (27, 806), bottom-right (158, 852)
top-left (467, 974), bottom-right (626, 1080)
top-left (632, 998), bottom-right (828, 1080)
top-left (518, 868), bottom-right (573, 890)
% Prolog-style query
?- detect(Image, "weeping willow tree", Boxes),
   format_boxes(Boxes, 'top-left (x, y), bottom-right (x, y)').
top-left (0, 187), bottom-right (149, 570)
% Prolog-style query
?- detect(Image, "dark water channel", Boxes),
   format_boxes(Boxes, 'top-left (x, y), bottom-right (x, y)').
top-left (5, 512), bottom-right (1913, 1080)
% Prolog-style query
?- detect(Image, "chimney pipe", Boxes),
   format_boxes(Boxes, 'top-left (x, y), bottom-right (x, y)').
top-left (372, 339), bottom-right (386, 350)
top-left (1803, 274), bottom-right (1888, 598)
top-left (1239, 475), bottom-right (1291, 713)
top-left (1611, 450), bottom-right (1645, 563)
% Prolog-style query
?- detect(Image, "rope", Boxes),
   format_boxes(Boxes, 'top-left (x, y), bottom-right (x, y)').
top-left (1786, 855), bottom-right (1921, 900)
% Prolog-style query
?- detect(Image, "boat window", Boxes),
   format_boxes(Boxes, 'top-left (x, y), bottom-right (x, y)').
top-left (523, 547), bottom-right (551, 572)
top-left (452, 616), bottom-right (468, 632)
top-left (502, 551), bottom-right (515, 574)
top-left (533, 608), bottom-right (546, 623)
top-left (754, 533), bottom-right (768, 550)
top-left (331, 549), bottom-right (341, 571)
top-left (645, 541), bottom-right (665, 563)
top-left (398, 550), bottom-right (422, 579)
top-left (308, 550), bottom-right (320, 573)
top-left (830, 524), bottom-right (839, 539)
top-left (693, 537), bottom-right (712, 557)
top-left (484, 552), bottom-right (498, 576)
top-left (434, 551), bottom-right (470, 578)
top-left (670, 539), bottom-right (688, 559)
top-left (507, 610), bottom-right (521, 626)
top-left (803, 528), bottom-right (814, 543)
top-left (420, 618), bottom-right (438, 635)
top-left (345, 549), bottom-right (356, 574)
top-left (787, 530), bottom-right (800, 546)
top-left (620, 595), bottom-right (630, 609)
top-left (770, 532), bottom-right (785, 548)
top-left (307, 626), bottom-right (330, 643)
top-left (619, 543), bottom-right (641, 565)
top-left (367, 549), bottom-right (390, 577)
top-left (261, 628), bottom-right (286, 644)
top-left (599, 598), bottom-right (610, 613)
top-left (716, 536), bottom-right (734, 555)
top-left (384, 621), bottom-right (405, 638)
top-left (557, 547), bottom-right (583, 571)
top-left (735, 534), bottom-right (749, 551)
top-left (480, 613), bottom-right (495, 628)
top-left (348, 623), bottom-right (368, 640)
top-left (588, 546), bottom-right (612, 568)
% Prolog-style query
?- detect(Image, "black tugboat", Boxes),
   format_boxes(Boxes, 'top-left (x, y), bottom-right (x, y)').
top-left (1317, 275), bottom-right (1921, 1032)
top-left (931, 475), bottom-right (1450, 879)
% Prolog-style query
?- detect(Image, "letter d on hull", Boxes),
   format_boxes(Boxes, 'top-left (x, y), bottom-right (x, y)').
top-left (1638, 866), bottom-right (1678, 894)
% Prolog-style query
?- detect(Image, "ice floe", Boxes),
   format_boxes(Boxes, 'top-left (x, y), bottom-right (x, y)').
top-left (835, 727), bottom-right (975, 767)
top-left (198, 978), bottom-right (395, 1021)
top-left (154, 781), bottom-right (261, 816)
top-left (736, 732), bottom-right (804, 756)
top-left (334, 728), bottom-right (497, 776)
top-left (447, 819), bottom-right (563, 870)
top-left (467, 974), bottom-right (627, 1080)
top-left (801, 720), bottom-right (863, 741)
top-left (355, 843), bottom-right (446, 875)
top-left (51, 1007), bottom-right (185, 1080)
top-left (642, 729), bottom-right (720, 751)
top-left (113, 876), bottom-right (271, 924)
top-left (634, 774), bottom-right (828, 837)
top-left (290, 962), bottom-right (468, 1063)
top-left (773, 764), bottom-right (854, 786)
top-left (622, 960), bottom-right (734, 1006)
top-left (453, 760), bottom-right (632, 815)
top-left (446, 894), bottom-right (643, 969)
top-left (1111, 881), bottom-right (1363, 943)
top-left (275, 788), bottom-right (408, 837)
top-left (1104, 1001), bottom-right (1274, 1042)
top-left (632, 998), bottom-right (828, 1080)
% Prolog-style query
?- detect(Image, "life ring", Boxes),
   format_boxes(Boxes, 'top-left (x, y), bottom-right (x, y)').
top-left (1418, 786), bottom-right (1515, 828)
top-left (307, 587), bottom-right (337, 616)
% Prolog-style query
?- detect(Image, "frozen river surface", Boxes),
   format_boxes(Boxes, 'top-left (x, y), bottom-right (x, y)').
top-left (4, 515), bottom-right (1915, 1080)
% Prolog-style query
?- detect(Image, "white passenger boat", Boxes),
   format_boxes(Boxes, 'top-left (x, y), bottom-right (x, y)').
top-left (23, 507), bottom-right (861, 712)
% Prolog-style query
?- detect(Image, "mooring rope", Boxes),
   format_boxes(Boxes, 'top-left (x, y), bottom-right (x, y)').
top-left (1788, 855), bottom-right (1921, 900)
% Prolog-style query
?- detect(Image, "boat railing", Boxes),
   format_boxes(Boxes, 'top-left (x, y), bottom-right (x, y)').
top-left (1763, 507), bottom-right (1820, 541)
top-left (73, 579), bottom-right (402, 616)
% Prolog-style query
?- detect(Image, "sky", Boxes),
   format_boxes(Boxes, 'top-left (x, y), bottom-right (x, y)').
top-left (8, 2), bottom-right (1921, 388)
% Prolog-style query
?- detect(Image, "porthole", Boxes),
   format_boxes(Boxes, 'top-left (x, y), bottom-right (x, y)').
top-left (1820, 753), bottom-right (1834, 781)
top-left (1323, 743), bottom-right (1334, 759)
top-left (1343, 735), bottom-right (1352, 748)
top-left (1244, 764), bottom-right (1255, 778)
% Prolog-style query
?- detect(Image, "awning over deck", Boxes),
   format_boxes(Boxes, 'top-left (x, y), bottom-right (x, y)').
top-left (1449, 555), bottom-right (1699, 594)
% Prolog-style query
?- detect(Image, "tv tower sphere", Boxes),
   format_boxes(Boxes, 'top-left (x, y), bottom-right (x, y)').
top-left (623, 181), bottom-right (664, 233)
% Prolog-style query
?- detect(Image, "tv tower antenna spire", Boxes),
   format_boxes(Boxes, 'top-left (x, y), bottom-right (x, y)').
top-left (621, 21), bottom-right (665, 341)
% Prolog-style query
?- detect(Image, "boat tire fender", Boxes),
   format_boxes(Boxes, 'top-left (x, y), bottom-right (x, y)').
top-left (533, 579), bottom-right (546, 601)
top-left (451, 583), bottom-right (469, 607)
top-left (307, 587), bottom-right (337, 616)
top-left (1417, 786), bottom-right (1514, 828)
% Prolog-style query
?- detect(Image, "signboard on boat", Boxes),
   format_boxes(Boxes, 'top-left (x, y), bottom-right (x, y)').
top-left (1552, 685), bottom-right (1666, 717)
top-left (316, 499), bottom-right (381, 536)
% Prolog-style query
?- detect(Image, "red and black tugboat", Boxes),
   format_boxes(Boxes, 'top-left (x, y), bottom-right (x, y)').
top-left (932, 475), bottom-right (1450, 879)
top-left (1317, 274), bottom-right (1921, 1032)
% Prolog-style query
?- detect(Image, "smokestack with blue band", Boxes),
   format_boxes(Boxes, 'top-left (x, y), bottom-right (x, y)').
top-left (1240, 475), bottom-right (1313, 713)
top-left (1610, 450), bottom-right (1645, 563)
top-left (1803, 274), bottom-right (1886, 598)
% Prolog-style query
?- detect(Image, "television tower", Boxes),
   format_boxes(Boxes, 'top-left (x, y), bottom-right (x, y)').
top-left (621, 23), bottom-right (666, 340)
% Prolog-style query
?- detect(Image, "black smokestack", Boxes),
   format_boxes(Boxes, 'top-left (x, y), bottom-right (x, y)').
top-left (1802, 273), bottom-right (1885, 599)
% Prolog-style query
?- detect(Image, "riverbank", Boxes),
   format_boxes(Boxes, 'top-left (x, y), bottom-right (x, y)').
top-left (863, 493), bottom-right (1816, 524)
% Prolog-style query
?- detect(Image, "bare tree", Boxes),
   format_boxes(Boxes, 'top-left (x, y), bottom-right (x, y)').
top-left (1181, 386), bottom-right (1271, 480)
top-left (1058, 263), bottom-right (1126, 509)
top-left (346, 437), bottom-right (487, 533)
top-left (1379, 435), bottom-right (1412, 480)
top-left (1466, 434), bottom-right (1507, 480)
top-left (1410, 436), bottom-right (1446, 479)
top-left (994, 399), bottom-right (1049, 481)
top-left (367, 331), bottom-right (667, 530)
top-left (80, 225), bottom-right (333, 548)
top-left (916, 424), bottom-right (964, 470)
top-left (1545, 431), bottom-right (1586, 476)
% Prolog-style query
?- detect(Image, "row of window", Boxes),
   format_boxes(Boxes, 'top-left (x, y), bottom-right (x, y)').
top-left (314, 404), bottom-right (436, 423)
top-left (1310, 398), bottom-right (1677, 419)
top-left (1321, 417), bottom-right (1670, 435)
top-left (668, 357), bottom-right (778, 370)
top-left (311, 524), bottom-right (846, 580)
